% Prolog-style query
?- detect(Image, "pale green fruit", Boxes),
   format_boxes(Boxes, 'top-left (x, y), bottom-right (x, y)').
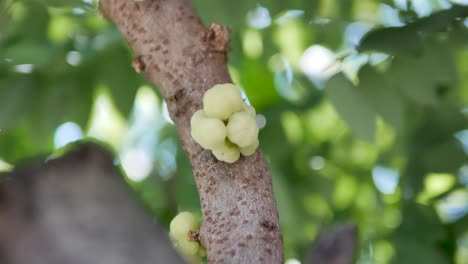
top-left (190, 109), bottom-right (205, 126)
top-left (212, 140), bottom-right (240, 163)
top-left (190, 110), bottom-right (227, 150)
top-left (242, 103), bottom-right (256, 117)
top-left (226, 112), bottom-right (259, 148)
top-left (174, 236), bottom-right (201, 264)
top-left (176, 238), bottom-right (200, 256)
top-left (181, 252), bottom-right (201, 264)
top-left (240, 139), bottom-right (259, 156)
top-left (169, 212), bottom-right (199, 242)
top-left (203, 83), bottom-right (244, 120)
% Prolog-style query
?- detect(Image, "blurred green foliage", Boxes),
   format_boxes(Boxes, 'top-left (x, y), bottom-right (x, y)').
top-left (1, 0), bottom-right (468, 263)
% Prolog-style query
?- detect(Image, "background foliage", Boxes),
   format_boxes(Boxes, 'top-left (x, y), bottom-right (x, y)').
top-left (1, 0), bottom-right (468, 263)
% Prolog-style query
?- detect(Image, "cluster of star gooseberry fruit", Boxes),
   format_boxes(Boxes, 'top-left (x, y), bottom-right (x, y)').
top-left (191, 83), bottom-right (259, 163)
top-left (169, 212), bottom-right (205, 263)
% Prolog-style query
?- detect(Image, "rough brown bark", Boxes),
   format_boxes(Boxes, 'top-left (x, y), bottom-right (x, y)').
top-left (99, 0), bottom-right (283, 263)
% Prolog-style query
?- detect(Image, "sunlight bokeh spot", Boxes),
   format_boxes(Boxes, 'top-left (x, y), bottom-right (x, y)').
top-left (72, 8), bottom-right (86, 15)
top-left (394, 0), bottom-right (408, 10)
top-left (342, 53), bottom-right (369, 82)
top-left (246, 5), bottom-right (271, 29)
top-left (435, 190), bottom-right (468, 223)
top-left (135, 86), bottom-right (160, 118)
top-left (379, 4), bottom-right (404, 26)
top-left (155, 139), bottom-right (177, 180)
top-left (460, 165), bottom-right (468, 186)
top-left (14, 64), bottom-right (33, 74)
top-left (333, 174), bottom-right (358, 209)
top-left (0, 159), bottom-right (13, 172)
top-left (369, 52), bottom-right (390, 65)
top-left (304, 194), bottom-right (333, 219)
top-left (455, 129), bottom-right (468, 154)
top-left (162, 101), bottom-right (174, 124)
top-left (243, 29), bottom-right (263, 59)
top-left (281, 111), bottom-right (303, 144)
top-left (318, 0), bottom-right (337, 18)
top-left (345, 22), bottom-right (373, 47)
top-left (373, 240), bottom-right (395, 264)
top-left (350, 140), bottom-right (378, 168)
top-left (87, 91), bottom-right (127, 148)
top-left (66, 51), bottom-right (81, 66)
top-left (48, 15), bottom-right (74, 43)
top-left (256, 114), bottom-right (267, 129)
top-left (273, 17), bottom-right (306, 65)
top-left (300, 45), bottom-right (338, 81)
top-left (372, 166), bottom-right (399, 195)
top-left (305, 100), bottom-right (344, 143)
top-left (411, 0), bottom-right (433, 17)
top-left (285, 258), bottom-right (301, 264)
top-left (352, 0), bottom-right (379, 21)
top-left (121, 148), bottom-right (153, 182)
top-left (309, 156), bottom-right (325, 170)
top-left (425, 173), bottom-right (456, 196)
top-left (276, 10), bottom-right (304, 24)
top-left (54, 122), bottom-right (84, 149)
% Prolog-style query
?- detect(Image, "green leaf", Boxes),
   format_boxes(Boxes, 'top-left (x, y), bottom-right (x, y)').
top-left (240, 61), bottom-right (280, 110)
top-left (414, 106), bottom-right (467, 146)
top-left (33, 82), bottom-right (71, 141)
top-left (391, 204), bottom-right (451, 264)
top-left (0, 125), bottom-right (39, 163)
top-left (422, 140), bottom-right (466, 173)
top-left (391, 240), bottom-right (451, 264)
top-left (411, 5), bottom-right (468, 33)
top-left (68, 64), bottom-right (96, 128)
top-left (358, 65), bottom-right (405, 133)
top-left (388, 56), bottom-right (438, 106)
top-left (358, 26), bottom-right (423, 56)
top-left (99, 46), bottom-right (141, 117)
top-left (3, 43), bottom-right (53, 65)
top-left (358, 5), bottom-right (468, 56)
top-left (0, 76), bottom-right (36, 131)
top-left (326, 73), bottom-right (376, 142)
top-left (423, 40), bottom-right (457, 87)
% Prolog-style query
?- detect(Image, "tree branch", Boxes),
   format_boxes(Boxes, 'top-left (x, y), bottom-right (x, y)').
top-left (99, 0), bottom-right (283, 263)
top-left (0, 143), bottom-right (185, 264)
top-left (305, 224), bottom-right (358, 264)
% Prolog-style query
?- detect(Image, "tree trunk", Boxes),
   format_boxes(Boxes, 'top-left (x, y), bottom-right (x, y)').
top-left (99, 0), bottom-right (284, 263)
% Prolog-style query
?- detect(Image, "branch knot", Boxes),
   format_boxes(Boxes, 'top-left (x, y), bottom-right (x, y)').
top-left (203, 24), bottom-right (231, 53)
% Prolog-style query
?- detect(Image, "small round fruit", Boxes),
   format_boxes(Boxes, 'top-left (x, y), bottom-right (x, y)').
top-left (203, 83), bottom-right (244, 120)
top-left (190, 110), bottom-right (227, 150)
top-left (226, 112), bottom-right (259, 148)
top-left (240, 139), bottom-right (259, 156)
top-left (242, 103), bottom-right (256, 117)
top-left (190, 110), bottom-right (205, 126)
top-left (169, 212), bottom-right (199, 241)
top-left (212, 140), bottom-right (240, 163)
top-left (176, 238), bottom-right (200, 256)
